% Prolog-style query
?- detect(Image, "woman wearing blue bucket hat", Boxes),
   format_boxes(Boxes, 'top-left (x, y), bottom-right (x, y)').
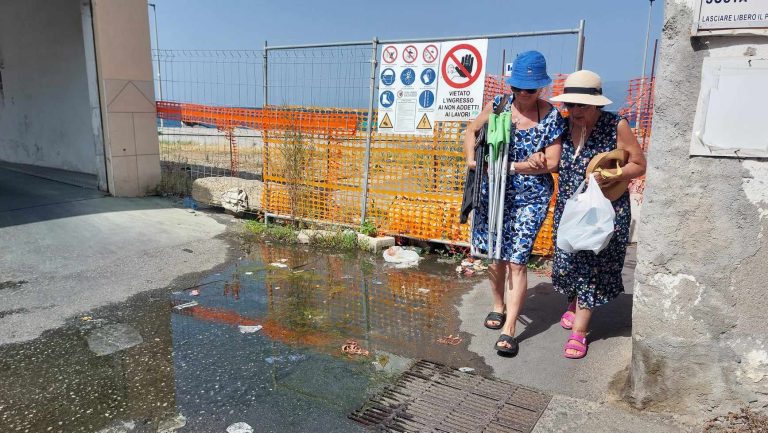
top-left (463, 50), bottom-right (565, 356)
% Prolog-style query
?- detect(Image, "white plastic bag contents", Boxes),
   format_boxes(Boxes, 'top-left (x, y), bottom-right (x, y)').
top-left (556, 174), bottom-right (616, 254)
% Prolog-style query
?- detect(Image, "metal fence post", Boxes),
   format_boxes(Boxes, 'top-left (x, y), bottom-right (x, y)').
top-left (263, 41), bottom-right (269, 223)
top-left (575, 20), bottom-right (585, 70)
top-left (360, 38), bottom-right (378, 225)
top-left (263, 40), bottom-right (268, 107)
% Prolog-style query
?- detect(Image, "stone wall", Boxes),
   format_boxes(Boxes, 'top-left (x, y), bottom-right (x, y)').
top-left (626, 0), bottom-right (768, 416)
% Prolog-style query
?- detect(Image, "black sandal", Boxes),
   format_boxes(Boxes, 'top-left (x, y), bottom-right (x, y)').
top-left (483, 311), bottom-right (506, 330)
top-left (495, 334), bottom-right (519, 356)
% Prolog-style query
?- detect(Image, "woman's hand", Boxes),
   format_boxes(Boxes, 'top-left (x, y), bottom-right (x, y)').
top-left (594, 168), bottom-right (621, 186)
top-left (467, 160), bottom-right (477, 170)
top-left (526, 152), bottom-right (547, 170)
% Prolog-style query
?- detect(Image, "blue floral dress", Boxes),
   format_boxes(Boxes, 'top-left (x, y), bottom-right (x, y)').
top-left (471, 95), bottom-right (565, 264)
top-left (552, 111), bottom-right (631, 308)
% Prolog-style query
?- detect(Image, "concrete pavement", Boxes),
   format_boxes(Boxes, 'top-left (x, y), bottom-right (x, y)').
top-left (0, 169), bottom-right (233, 344)
top-left (457, 247), bottom-right (696, 431)
top-left (458, 247), bottom-right (636, 402)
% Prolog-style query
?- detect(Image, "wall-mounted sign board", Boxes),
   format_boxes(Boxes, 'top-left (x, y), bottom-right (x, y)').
top-left (692, 0), bottom-right (768, 36)
top-left (690, 57), bottom-right (768, 158)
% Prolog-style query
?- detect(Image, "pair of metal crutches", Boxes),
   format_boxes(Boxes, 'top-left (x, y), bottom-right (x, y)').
top-left (470, 95), bottom-right (515, 260)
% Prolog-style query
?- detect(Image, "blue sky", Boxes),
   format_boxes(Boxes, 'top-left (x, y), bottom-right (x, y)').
top-left (150, 0), bottom-right (664, 81)
top-left (149, 1), bottom-right (664, 109)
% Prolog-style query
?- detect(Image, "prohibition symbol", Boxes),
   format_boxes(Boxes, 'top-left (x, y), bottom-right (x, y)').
top-left (422, 44), bottom-right (438, 63)
top-left (379, 113), bottom-right (393, 129)
top-left (403, 45), bottom-right (418, 64)
top-left (416, 113), bottom-right (432, 130)
top-left (441, 43), bottom-right (483, 89)
top-left (382, 45), bottom-right (398, 63)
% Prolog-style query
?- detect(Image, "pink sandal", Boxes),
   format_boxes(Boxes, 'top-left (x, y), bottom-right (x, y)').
top-left (560, 301), bottom-right (576, 329)
top-left (564, 333), bottom-right (588, 359)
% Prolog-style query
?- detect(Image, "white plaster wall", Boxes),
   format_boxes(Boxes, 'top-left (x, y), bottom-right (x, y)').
top-left (0, 0), bottom-right (98, 175)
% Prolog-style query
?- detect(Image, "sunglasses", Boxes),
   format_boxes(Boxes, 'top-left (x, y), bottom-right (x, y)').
top-left (511, 87), bottom-right (538, 94)
top-left (564, 102), bottom-right (591, 109)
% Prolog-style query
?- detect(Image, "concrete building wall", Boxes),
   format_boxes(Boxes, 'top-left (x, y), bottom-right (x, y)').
top-left (0, 0), bottom-right (98, 176)
top-left (626, 0), bottom-right (768, 417)
top-left (91, 0), bottom-right (161, 197)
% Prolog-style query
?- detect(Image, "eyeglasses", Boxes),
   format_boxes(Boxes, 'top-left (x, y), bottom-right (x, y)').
top-left (564, 102), bottom-right (591, 109)
top-left (511, 87), bottom-right (538, 94)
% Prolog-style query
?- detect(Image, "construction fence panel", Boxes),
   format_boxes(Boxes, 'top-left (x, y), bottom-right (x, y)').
top-left (262, 46), bottom-right (371, 224)
top-left (263, 32), bottom-right (580, 256)
top-left (618, 76), bottom-right (656, 200)
top-left (153, 50), bottom-right (266, 194)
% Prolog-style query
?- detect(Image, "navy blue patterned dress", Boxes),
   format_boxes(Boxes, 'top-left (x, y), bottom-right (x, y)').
top-left (471, 95), bottom-right (565, 264)
top-left (552, 111), bottom-right (631, 308)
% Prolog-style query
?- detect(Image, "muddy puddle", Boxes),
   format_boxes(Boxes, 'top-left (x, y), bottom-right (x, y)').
top-left (0, 242), bottom-right (486, 432)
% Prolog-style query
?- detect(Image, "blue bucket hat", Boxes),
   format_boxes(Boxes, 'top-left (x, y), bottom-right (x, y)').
top-left (506, 50), bottom-right (552, 89)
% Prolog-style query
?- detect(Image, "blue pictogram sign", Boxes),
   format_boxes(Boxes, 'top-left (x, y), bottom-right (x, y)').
top-left (380, 90), bottom-right (394, 108)
top-left (419, 90), bottom-right (435, 109)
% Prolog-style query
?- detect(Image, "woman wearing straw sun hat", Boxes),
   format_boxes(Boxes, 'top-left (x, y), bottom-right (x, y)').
top-left (463, 51), bottom-right (565, 356)
top-left (546, 70), bottom-right (647, 359)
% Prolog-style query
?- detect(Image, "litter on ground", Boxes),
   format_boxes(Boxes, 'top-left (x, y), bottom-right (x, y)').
top-left (437, 334), bottom-right (462, 345)
top-left (174, 301), bottom-right (198, 310)
top-left (238, 325), bottom-right (263, 334)
top-left (456, 257), bottom-right (488, 275)
top-left (342, 339), bottom-right (370, 357)
top-left (226, 422), bottom-right (254, 433)
top-left (383, 246), bottom-right (421, 268)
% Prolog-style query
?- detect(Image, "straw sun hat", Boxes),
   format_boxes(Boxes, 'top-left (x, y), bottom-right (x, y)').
top-left (550, 70), bottom-right (612, 106)
top-left (586, 149), bottom-right (630, 201)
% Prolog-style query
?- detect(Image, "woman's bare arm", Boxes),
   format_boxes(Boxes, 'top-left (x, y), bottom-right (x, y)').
top-left (596, 119), bottom-right (647, 185)
top-left (515, 138), bottom-right (562, 175)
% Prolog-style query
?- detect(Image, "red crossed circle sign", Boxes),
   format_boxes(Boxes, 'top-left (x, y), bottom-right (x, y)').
top-left (403, 45), bottom-right (418, 64)
top-left (382, 45), bottom-right (398, 63)
top-left (422, 44), bottom-right (438, 63)
top-left (441, 43), bottom-right (483, 89)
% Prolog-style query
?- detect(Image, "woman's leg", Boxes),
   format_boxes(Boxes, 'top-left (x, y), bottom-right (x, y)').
top-left (498, 262), bottom-right (528, 344)
top-left (561, 298), bottom-right (577, 328)
top-left (486, 261), bottom-right (507, 328)
top-left (565, 302), bottom-right (593, 357)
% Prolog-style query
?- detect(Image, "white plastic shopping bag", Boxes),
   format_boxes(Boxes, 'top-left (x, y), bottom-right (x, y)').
top-left (556, 174), bottom-right (616, 254)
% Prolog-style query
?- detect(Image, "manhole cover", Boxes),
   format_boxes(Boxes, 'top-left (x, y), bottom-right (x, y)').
top-left (350, 360), bottom-right (551, 433)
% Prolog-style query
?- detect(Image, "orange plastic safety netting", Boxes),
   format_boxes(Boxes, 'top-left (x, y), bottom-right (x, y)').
top-left (618, 77), bottom-right (655, 199)
top-left (261, 74), bottom-right (570, 256)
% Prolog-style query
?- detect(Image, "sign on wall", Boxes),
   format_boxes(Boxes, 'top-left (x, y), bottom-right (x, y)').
top-left (694, 0), bottom-right (768, 35)
top-left (376, 39), bottom-right (487, 134)
top-left (690, 57), bottom-right (768, 158)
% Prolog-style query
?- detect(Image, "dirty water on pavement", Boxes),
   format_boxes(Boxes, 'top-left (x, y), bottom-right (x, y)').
top-left (0, 242), bottom-right (487, 433)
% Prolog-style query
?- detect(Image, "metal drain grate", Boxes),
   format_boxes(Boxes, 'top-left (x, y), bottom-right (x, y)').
top-left (350, 360), bottom-right (551, 433)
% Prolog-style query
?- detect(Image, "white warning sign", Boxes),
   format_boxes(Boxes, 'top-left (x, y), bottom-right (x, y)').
top-left (376, 39), bottom-right (487, 131)
top-left (435, 39), bottom-right (487, 121)
top-left (377, 43), bottom-right (440, 135)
